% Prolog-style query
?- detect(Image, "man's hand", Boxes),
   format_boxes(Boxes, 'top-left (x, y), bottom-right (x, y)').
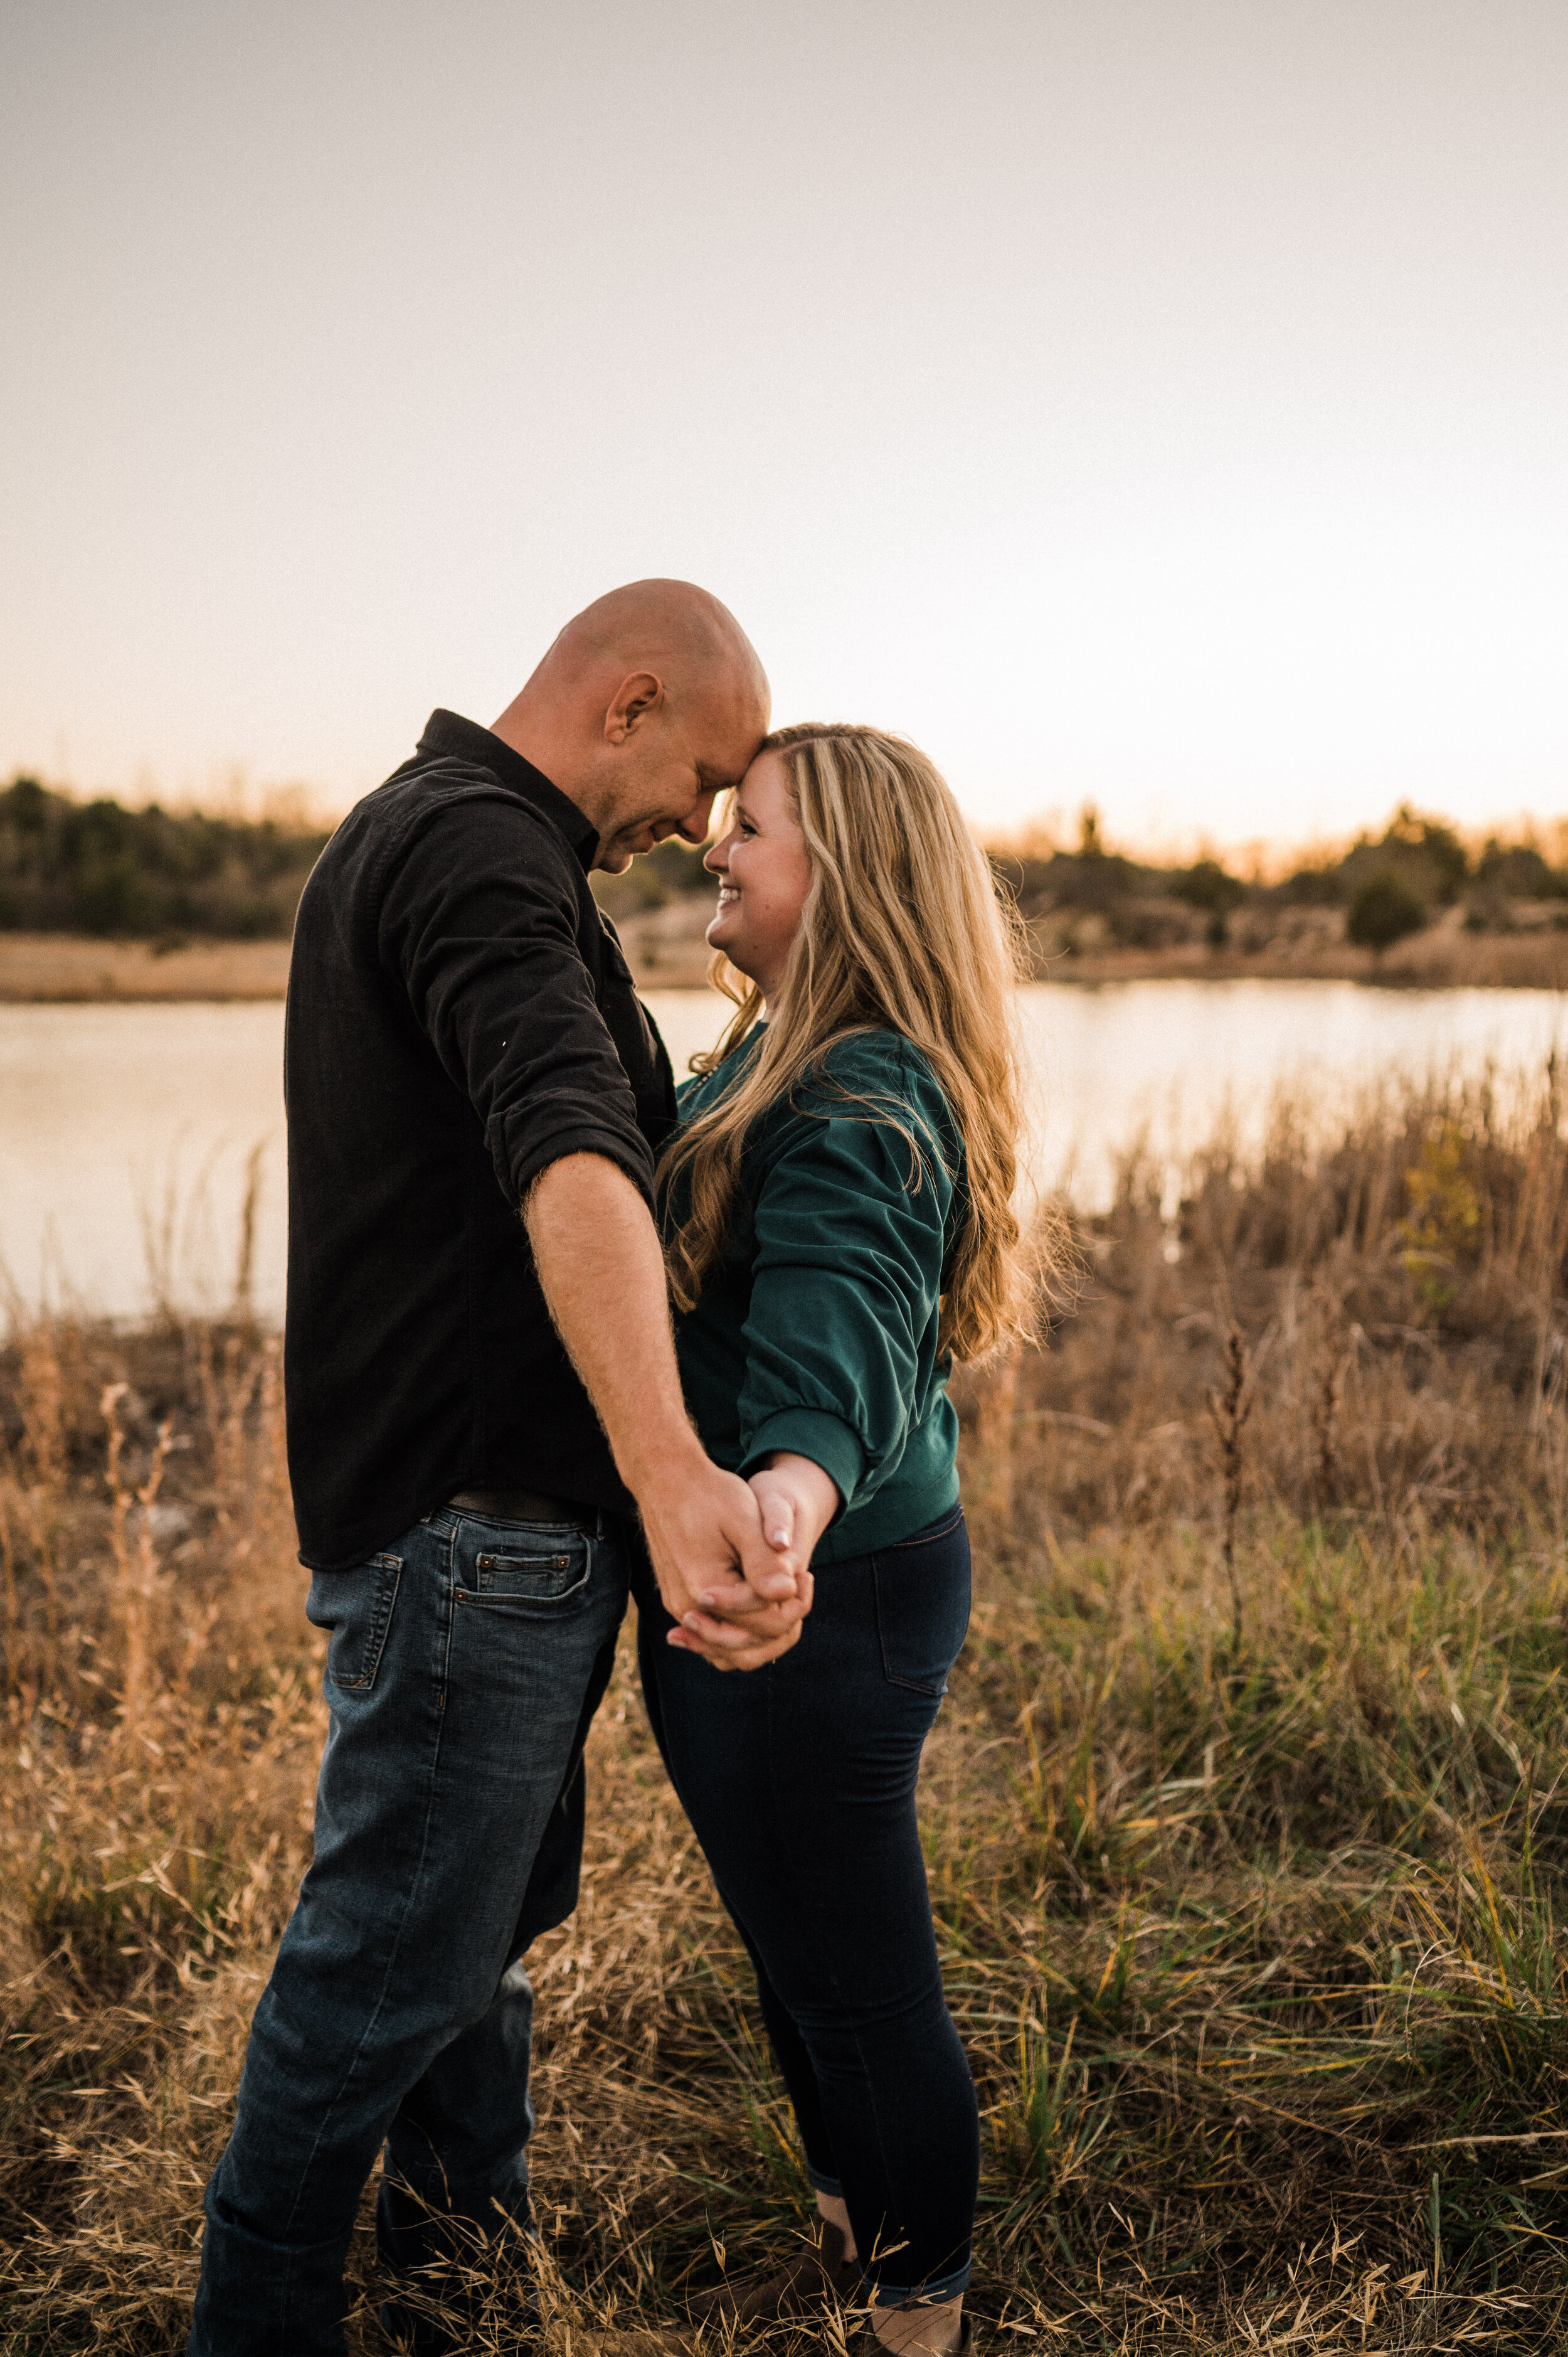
top-left (666, 1451), bottom-right (836, 1666)
top-left (524, 1153), bottom-right (817, 1672)
top-left (640, 1452), bottom-right (812, 1672)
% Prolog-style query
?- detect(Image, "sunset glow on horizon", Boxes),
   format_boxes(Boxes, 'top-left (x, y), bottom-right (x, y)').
top-left (3, 2), bottom-right (1565, 855)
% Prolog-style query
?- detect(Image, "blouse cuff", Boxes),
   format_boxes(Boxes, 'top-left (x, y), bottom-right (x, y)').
top-left (736, 1410), bottom-right (866, 1523)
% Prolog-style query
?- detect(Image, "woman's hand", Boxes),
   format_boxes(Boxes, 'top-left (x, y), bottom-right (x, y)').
top-left (748, 1452), bottom-right (839, 1586)
top-left (665, 1453), bottom-right (837, 1669)
top-left (646, 1462), bottom-right (812, 1673)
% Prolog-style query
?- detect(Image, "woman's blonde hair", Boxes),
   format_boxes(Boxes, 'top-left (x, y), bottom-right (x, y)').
top-left (657, 723), bottom-right (1031, 1363)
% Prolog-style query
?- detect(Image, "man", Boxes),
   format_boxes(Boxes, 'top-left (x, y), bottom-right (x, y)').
top-left (188, 581), bottom-right (809, 2356)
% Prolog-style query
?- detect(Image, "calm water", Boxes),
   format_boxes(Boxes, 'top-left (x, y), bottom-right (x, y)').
top-left (3, 981), bottom-right (1564, 1319)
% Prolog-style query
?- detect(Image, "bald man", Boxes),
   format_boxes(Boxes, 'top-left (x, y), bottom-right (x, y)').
top-left (189, 582), bottom-right (808, 2357)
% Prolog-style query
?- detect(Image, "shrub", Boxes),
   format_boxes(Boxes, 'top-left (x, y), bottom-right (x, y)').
top-left (1347, 868), bottom-right (1425, 952)
top-left (1170, 857), bottom-right (1245, 914)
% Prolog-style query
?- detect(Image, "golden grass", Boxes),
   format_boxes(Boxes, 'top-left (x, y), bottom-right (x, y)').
top-left (4, 1068), bottom-right (1568, 2351)
top-left (1020, 917), bottom-right (1568, 992)
top-left (0, 934), bottom-right (292, 1003)
top-left (6, 914), bottom-right (1568, 1001)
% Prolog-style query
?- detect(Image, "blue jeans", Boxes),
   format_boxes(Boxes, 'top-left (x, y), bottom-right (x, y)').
top-left (635, 1505), bottom-right (979, 2307)
top-left (188, 1504), bottom-right (630, 2356)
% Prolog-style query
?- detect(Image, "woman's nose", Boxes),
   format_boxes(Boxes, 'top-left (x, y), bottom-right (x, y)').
top-left (703, 836), bottom-right (729, 873)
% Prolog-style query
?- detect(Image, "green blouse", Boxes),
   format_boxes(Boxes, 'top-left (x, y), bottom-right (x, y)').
top-left (668, 1026), bottom-right (965, 1565)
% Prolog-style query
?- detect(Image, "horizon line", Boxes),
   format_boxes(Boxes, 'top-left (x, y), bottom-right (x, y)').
top-left (8, 764), bottom-right (1567, 881)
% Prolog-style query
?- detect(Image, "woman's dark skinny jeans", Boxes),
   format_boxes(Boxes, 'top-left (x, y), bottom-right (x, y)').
top-left (635, 1506), bottom-right (979, 2307)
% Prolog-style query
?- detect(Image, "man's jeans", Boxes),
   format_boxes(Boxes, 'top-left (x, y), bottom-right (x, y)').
top-left (188, 1504), bottom-right (630, 2357)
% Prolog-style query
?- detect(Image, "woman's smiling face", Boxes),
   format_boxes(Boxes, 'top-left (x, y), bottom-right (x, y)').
top-left (703, 750), bottom-right (815, 1001)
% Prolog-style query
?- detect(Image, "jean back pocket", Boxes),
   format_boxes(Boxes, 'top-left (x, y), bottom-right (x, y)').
top-left (308, 1552), bottom-right (402, 1692)
top-left (872, 1508), bottom-right (970, 1696)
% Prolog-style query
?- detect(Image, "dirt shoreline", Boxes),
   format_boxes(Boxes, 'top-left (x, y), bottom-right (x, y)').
top-left (4, 920), bottom-right (1568, 1001)
top-left (0, 934), bottom-right (292, 1001)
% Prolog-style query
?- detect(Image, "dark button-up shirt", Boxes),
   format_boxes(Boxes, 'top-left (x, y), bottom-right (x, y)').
top-left (284, 709), bottom-right (675, 1570)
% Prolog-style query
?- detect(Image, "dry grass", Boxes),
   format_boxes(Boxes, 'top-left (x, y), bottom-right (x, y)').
top-left (4, 1068), bottom-right (1568, 2351)
top-left (0, 935), bottom-right (293, 1003)
top-left (1020, 913), bottom-right (1568, 992)
top-left (8, 917), bottom-right (1568, 1003)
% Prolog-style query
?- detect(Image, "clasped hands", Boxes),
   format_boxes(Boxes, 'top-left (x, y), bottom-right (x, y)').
top-left (640, 1450), bottom-right (839, 1673)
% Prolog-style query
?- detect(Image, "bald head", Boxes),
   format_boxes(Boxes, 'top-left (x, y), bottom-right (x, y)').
top-left (532, 578), bottom-right (769, 712)
top-left (492, 580), bottom-right (770, 871)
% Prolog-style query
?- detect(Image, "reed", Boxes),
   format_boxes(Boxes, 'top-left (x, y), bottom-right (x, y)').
top-left (2, 1064), bottom-right (1567, 2351)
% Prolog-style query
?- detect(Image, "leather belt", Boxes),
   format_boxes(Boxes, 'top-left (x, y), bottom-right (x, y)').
top-left (448, 1486), bottom-right (601, 1535)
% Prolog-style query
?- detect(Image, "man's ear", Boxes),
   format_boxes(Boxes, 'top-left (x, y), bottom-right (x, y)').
top-left (603, 671), bottom-right (664, 745)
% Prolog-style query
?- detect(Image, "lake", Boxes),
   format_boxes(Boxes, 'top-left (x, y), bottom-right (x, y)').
top-left (3, 980), bottom-right (1565, 1320)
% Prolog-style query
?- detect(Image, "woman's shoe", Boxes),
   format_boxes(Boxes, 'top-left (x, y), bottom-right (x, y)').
top-left (687, 2219), bottom-right (863, 2324)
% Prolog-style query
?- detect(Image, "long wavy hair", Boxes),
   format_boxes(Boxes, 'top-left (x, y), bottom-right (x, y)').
top-left (657, 723), bottom-right (1032, 1363)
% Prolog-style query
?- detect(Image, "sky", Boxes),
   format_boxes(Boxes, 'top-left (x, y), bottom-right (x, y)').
top-left (2, 0), bottom-right (1565, 854)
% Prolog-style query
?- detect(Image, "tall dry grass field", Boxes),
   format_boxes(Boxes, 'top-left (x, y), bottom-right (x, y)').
top-left (4, 1068), bottom-right (1568, 2353)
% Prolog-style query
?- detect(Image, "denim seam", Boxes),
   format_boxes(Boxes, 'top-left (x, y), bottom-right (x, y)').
top-left (772, 1558), bottom-right (972, 2303)
top-left (871, 1558), bottom-right (946, 1699)
top-left (277, 1521), bottom-right (456, 2249)
top-left (333, 1555), bottom-right (403, 1691)
top-left (866, 2253), bottom-right (973, 2307)
top-left (883, 1506), bottom-right (964, 1550)
top-left (767, 1658), bottom-right (911, 2301)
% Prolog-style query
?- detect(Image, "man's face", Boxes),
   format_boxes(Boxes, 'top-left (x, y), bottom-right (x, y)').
top-left (593, 681), bottom-right (768, 874)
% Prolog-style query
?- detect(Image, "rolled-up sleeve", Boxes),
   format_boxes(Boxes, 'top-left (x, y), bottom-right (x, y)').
top-left (377, 797), bottom-right (656, 1207)
top-left (734, 1087), bottom-right (954, 1513)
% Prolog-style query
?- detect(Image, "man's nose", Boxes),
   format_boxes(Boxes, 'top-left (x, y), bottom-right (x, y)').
top-left (675, 790), bottom-right (718, 847)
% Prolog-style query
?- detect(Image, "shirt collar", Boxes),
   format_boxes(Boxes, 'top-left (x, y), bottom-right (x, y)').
top-left (416, 708), bottom-right (599, 874)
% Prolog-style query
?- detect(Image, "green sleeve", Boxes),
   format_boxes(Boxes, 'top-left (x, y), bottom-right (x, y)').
top-left (734, 1052), bottom-right (956, 1513)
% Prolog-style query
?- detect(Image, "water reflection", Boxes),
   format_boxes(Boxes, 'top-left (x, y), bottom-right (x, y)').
top-left (1, 981), bottom-right (1563, 1319)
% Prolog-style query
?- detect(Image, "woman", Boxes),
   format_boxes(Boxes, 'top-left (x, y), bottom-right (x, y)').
top-left (634, 725), bottom-right (1031, 2357)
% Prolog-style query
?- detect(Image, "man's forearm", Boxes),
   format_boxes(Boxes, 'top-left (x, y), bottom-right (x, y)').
top-left (524, 1151), bottom-right (807, 1668)
top-left (523, 1152), bottom-right (704, 1494)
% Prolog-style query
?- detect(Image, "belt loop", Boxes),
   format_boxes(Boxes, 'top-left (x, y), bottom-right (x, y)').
top-left (595, 1506), bottom-right (606, 1541)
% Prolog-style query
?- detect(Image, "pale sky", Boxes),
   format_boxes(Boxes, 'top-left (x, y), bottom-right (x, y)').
top-left (3, 1), bottom-right (1565, 852)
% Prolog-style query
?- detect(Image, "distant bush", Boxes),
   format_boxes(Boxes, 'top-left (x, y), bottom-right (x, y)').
top-left (591, 835), bottom-right (712, 918)
top-left (1282, 805), bottom-right (1471, 913)
top-left (1275, 862), bottom-right (1344, 907)
top-left (1381, 804), bottom-right (1469, 902)
top-left (1105, 903), bottom-right (1192, 950)
top-left (1347, 868), bottom-right (1426, 952)
top-left (1476, 839), bottom-right (1564, 898)
top-left (1169, 858), bottom-right (1246, 915)
top-left (0, 775), bottom-right (331, 938)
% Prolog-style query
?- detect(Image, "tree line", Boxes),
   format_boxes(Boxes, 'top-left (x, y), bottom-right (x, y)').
top-left (0, 775), bottom-right (332, 940)
top-left (4, 771), bottom-right (1564, 949)
top-left (601, 799), bottom-right (1568, 954)
top-left (995, 802), bottom-right (1568, 952)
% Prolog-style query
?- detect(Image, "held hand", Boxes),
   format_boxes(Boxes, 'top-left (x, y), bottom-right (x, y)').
top-left (659, 1451), bottom-right (838, 1668)
top-left (638, 1452), bottom-right (809, 1673)
top-left (669, 1454), bottom-right (835, 1667)
top-left (747, 1457), bottom-right (837, 1586)
top-left (672, 1561), bottom-right (817, 1669)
